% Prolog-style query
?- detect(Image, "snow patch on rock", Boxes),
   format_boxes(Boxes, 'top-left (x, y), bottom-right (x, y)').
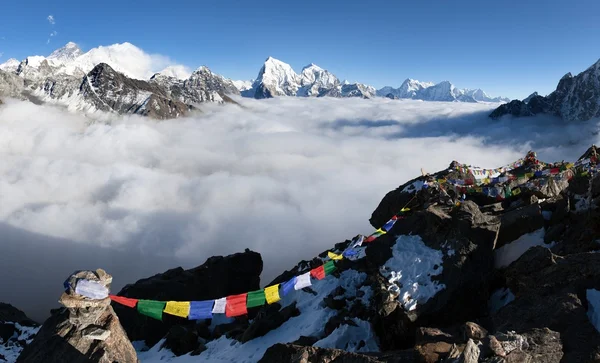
top-left (382, 235), bottom-right (445, 311)
top-left (494, 229), bottom-right (551, 268)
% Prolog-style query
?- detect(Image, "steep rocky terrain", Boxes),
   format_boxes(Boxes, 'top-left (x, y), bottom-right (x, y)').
top-left (0, 304), bottom-right (39, 362)
top-left (4, 147), bottom-right (600, 362)
top-left (0, 43), bottom-right (239, 120)
top-left (490, 58), bottom-right (600, 121)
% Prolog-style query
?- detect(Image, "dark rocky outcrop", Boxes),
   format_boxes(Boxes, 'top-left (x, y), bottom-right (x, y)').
top-left (17, 269), bottom-right (138, 363)
top-left (113, 249), bottom-right (263, 350)
top-left (81, 63), bottom-right (194, 119)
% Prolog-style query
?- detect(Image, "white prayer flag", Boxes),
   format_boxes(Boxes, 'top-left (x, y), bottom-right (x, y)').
top-left (212, 297), bottom-right (227, 314)
top-left (75, 279), bottom-right (109, 300)
top-left (294, 272), bottom-right (312, 290)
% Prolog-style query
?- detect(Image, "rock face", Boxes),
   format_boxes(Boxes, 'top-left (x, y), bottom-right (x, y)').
top-left (0, 304), bottom-right (38, 363)
top-left (80, 63), bottom-right (193, 119)
top-left (113, 250), bottom-right (263, 350)
top-left (17, 269), bottom-right (138, 363)
top-left (490, 58), bottom-right (600, 121)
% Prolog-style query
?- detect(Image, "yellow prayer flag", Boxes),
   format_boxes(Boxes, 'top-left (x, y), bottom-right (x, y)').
top-left (400, 208), bottom-right (410, 212)
top-left (512, 188), bottom-right (521, 195)
top-left (437, 179), bottom-right (445, 184)
top-left (328, 251), bottom-right (344, 260)
top-left (525, 173), bottom-right (534, 178)
top-left (164, 301), bottom-right (190, 318)
top-left (375, 228), bottom-right (386, 235)
top-left (265, 284), bottom-right (281, 304)
top-left (483, 178), bottom-right (490, 185)
top-left (475, 187), bottom-right (482, 193)
top-left (566, 163), bottom-right (574, 169)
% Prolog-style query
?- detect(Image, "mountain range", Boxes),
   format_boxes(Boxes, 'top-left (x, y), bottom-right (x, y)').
top-left (0, 42), bottom-right (508, 119)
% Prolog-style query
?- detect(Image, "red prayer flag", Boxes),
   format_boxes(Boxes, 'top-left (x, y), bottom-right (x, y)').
top-left (364, 235), bottom-right (377, 243)
top-left (392, 215), bottom-right (398, 220)
top-left (226, 293), bottom-right (248, 317)
top-left (550, 168), bottom-right (559, 175)
top-left (310, 265), bottom-right (326, 280)
top-left (109, 295), bottom-right (138, 308)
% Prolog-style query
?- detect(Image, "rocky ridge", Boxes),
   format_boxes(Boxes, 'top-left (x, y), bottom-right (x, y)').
top-left (4, 147), bottom-right (600, 362)
top-left (490, 58), bottom-right (600, 121)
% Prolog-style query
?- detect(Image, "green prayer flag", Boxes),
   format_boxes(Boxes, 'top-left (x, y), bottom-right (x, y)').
top-left (137, 300), bottom-right (166, 321)
top-left (246, 290), bottom-right (266, 308)
top-left (324, 260), bottom-right (336, 276)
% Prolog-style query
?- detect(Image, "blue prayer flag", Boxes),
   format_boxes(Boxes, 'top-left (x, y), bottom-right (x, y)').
top-left (189, 300), bottom-right (213, 320)
top-left (343, 249), bottom-right (358, 257)
top-left (382, 219), bottom-right (396, 232)
top-left (281, 277), bottom-right (297, 296)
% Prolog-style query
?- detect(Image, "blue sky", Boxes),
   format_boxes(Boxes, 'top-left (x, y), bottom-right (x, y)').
top-left (0, 0), bottom-right (599, 99)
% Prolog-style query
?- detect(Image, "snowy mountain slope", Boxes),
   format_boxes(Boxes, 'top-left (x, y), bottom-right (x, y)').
top-left (377, 79), bottom-right (507, 103)
top-left (0, 43), bottom-right (240, 119)
top-left (47, 42), bottom-right (83, 63)
top-left (376, 79), bottom-right (434, 99)
top-left (251, 57), bottom-right (301, 98)
top-left (157, 65), bottom-right (193, 80)
top-left (232, 79), bottom-right (253, 92)
top-left (298, 64), bottom-right (339, 97)
top-left (490, 58), bottom-right (600, 121)
top-left (244, 57), bottom-right (377, 99)
top-left (160, 65), bottom-right (240, 105)
top-left (0, 58), bottom-right (20, 73)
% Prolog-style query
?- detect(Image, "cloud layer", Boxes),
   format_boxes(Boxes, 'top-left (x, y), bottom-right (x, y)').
top-left (0, 97), bottom-right (598, 321)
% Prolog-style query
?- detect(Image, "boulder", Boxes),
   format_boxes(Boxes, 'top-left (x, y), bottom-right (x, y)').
top-left (496, 204), bottom-right (544, 249)
top-left (494, 247), bottom-right (600, 361)
top-left (113, 250), bottom-right (262, 347)
top-left (17, 269), bottom-right (138, 363)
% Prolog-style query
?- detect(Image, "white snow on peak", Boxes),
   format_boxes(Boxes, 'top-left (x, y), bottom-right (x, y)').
top-left (232, 79), bottom-right (253, 91)
top-left (47, 42), bottom-right (83, 63)
top-left (24, 56), bottom-right (46, 69)
top-left (0, 58), bottom-right (21, 72)
top-left (12, 42), bottom-right (190, 81)
top-left (156, 65), bottom-right (192, 80)
top-left (299, 63), bottom-right (339, 96)
top-left (254, 56), bottom-right (301, 96)
top-left (377, 78), bottom-right (507, 103)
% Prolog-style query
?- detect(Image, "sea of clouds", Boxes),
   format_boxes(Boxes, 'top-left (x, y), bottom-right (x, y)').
top-left (0, 96), bottom-right (598, 321)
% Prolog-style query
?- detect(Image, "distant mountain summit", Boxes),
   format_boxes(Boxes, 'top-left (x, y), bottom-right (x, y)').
top-left (242, 57), bottom-right (376, 99)
top-left (490, 58), bottom-right (600, 121)
top-left (0, 41), bottom-right (511, 119)
top-left (47, 42), bottom-right (83, 62)
top-left (377, 78), bottom-right (509, 103)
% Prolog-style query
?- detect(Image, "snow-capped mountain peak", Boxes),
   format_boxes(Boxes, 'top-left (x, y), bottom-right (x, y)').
top-left (0, 58), bottom-right (21, 72)
top-left (251, 56), bottom-right (301, 98)
top-left (155, 65), bottom-right (192, 80)
top-left (47, 42), bottom-right (82, 63)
